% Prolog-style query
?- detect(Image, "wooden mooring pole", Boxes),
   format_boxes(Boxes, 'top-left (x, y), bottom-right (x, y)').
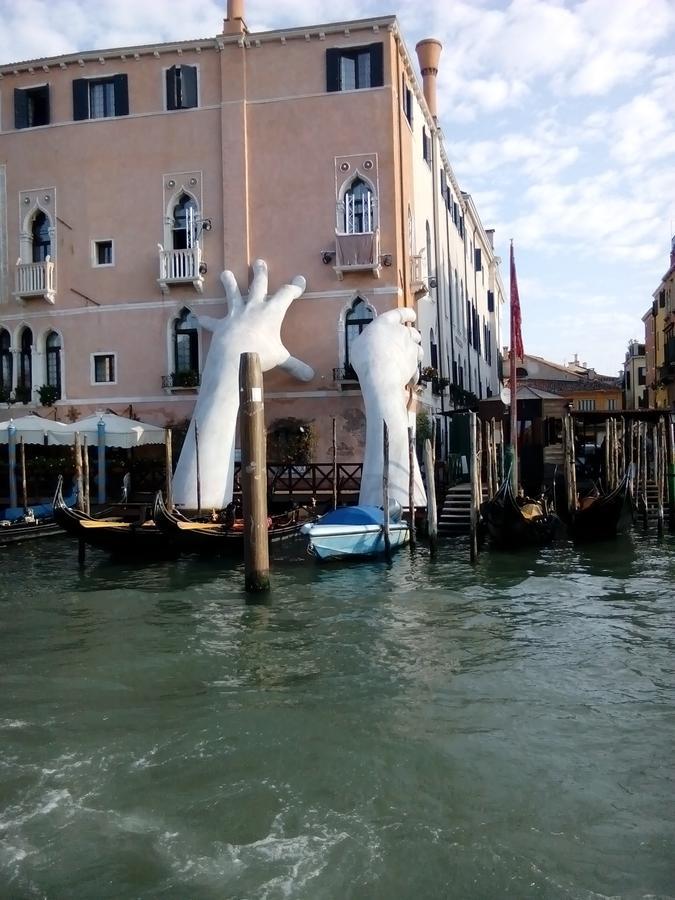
top-left (19, 437), bottom-right (28, 512)
top-left (424, 438), bottom-right (438, 555)
top-left (408, 425), bottom-right (416, 549)
top-left (194, 422), bottom-right (202, 517)
top-left (382, 420), bottom-right (391, 561)
top-left (331, 417), bottom-right (338, 510)
top-left (239, 352), bottom-right (270, 594)
top-left (165, 427), bottom-right (173, 511)
top-left (74, 433), bottom-right (85, 565)
top-left (469, 411), bottom-right (479, 564)
top-left (82, 436), bottom-right (90, 516)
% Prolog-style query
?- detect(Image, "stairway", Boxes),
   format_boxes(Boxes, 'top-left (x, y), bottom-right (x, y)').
top-left (438, 482), bottom-right (484, 534)
top-left (637, 480), bottom-right (662, 526)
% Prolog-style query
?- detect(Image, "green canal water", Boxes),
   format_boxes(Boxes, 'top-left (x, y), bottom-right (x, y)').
top-left (1, 533), bottom-right (673, 899)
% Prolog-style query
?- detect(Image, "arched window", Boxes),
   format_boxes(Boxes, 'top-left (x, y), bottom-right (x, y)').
top-left (345, 297), bottom-right (374, 374)
top-left (173, 308), bottom-right (199, 376)
top-left (0, 329), bottom-right (12, 397)
top-left (32, 211), bottom-right (51, 262)
top-left (19, 328), bottom-right (33, 393)
top-left (172, 193), bottom-right (198, 250)
top-left (343, 178), bottom-right (374, 234)
top-left (45, 331), bottom-right (62, 397)
top-left (429, 328), bottom-right (438, 370)
top-left (425, 221), bottom-right (432, 280)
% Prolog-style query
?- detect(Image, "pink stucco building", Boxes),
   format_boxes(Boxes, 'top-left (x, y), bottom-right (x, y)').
top-left (0, 1), bottom-right (504, 460)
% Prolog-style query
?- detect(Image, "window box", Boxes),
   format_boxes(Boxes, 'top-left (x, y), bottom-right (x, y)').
top-left (409, 254), bottom-right (428, 296)
top-left (162, 371), bottom-right (201, 392)
top-left (14, 258), bottom-right (56, 303)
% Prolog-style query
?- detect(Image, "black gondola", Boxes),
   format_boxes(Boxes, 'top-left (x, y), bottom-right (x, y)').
top-left (52, 477), bottom-right (177, 558)
top-left (570, 470), bottom-right (634, 542)
top-left (480, 477), bottom-right (561, 550)
top-left (152, 491), bottom-right (301, 555)
top-left (0, 518), bottom-right (61, 545)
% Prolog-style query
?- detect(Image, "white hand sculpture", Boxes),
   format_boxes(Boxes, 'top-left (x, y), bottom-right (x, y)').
top-left (172, 259), bottom-right (314, 509)
top-left (350, 308), bottom-right (427, 508)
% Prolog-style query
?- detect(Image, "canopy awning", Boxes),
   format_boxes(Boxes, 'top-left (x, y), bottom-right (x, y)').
top-left (0, 413), bottom-right (69, 445)
top-left (49, 412), bottom-right (165, 448)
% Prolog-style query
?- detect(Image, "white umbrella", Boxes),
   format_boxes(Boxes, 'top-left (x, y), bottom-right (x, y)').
top-left (50, 412), bottom-right (165, 448)
top-left (0, 413), bottom-right (69, 445)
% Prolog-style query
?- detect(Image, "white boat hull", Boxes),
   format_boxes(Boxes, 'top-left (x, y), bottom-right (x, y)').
top-left (302, 521), bottom-right (409, 560)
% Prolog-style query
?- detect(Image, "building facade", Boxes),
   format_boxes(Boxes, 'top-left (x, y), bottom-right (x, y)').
top-left (0, 2), bottom-right (503, 460)
top-left (622, 340), bottom-right (647, 410)
top-left (651, 237), bottom-right (675, 410)
top-left (505, 352), bottom-right (623, 412)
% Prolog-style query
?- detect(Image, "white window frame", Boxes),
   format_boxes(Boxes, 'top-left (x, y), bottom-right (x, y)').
top-left (91, 238), bottom-right (115, 268)
top-left (90, 351), bottom-right (117, 385)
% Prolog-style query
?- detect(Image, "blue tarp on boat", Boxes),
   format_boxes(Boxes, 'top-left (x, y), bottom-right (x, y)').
top-left (316, 506), bottom-right (386, 527)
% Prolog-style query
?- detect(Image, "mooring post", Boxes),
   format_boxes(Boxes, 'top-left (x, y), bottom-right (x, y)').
top-left (74, 432), bottom-right (84, 513)
top-left (239, 352), bottom-right (270, 594)
top-left (469, 411), bottom-right (479, 564)
top-left (667, 414), bottom-right (675, 530)
top-left (19, 437), bottom-right (28, 511)
top-left (657, 418), bottom-right (665, 537)
top-left (424, 438), bottom-right (438, 555)
top-left (7, 423), bottom-right (17, 510)
top-left (641, 421), bottom-right (648, 529)
top-left (408, 425), bottom-right (416, 549)
top-left (82, 436), bottom-right (90, 515)
top-left (382, 420), bottom-right (391, 561)
top-left (194, 422), bottom-right (202, 517)
top-left (331, 417), bottom-right (338, 510)
top-left (164, 427), bottom-right (173, 510)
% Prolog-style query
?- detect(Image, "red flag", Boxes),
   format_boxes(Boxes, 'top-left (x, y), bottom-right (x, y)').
top-left (510, 242), bottom-right (524, 360)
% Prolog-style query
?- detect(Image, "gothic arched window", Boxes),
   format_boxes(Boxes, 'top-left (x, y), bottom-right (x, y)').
top-left (172, 194), bottom-right (198, 250)
top-left (32, 211), bottom-right (51, 262)
top-left (0, 329), bottom-right (12, 397)
top-left (343, 178), bottom-right (374, 234)
top-left (345, 297), bottom-right (374, 374)
top-left (19, 327), bottom-right (33, 393)
top-left (46, 331), bottom-right (62, 397)
top-left (173, 308), bottom-right (199, 377)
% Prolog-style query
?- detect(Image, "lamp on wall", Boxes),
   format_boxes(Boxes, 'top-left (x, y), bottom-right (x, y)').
top-left (321, 250), bottom-right (335, 264)
top-left (381, 254), bottom-right (393, 267)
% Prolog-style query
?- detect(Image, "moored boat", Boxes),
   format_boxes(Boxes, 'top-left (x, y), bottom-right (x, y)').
top-left (152, 491), bottom-right (301, 555)
top-left (570, 470), bottom-right (634, 542)
top-left (301, 503), bottom-right (409, 561)
top-left (52, 477), bottom-right (176, 557)
top-left (480, 478), bottom-right (561, 550)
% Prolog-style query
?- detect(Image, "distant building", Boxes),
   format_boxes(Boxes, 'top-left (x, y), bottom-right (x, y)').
top-left (622, 340), bottom-right (647, 409)
top-left (0, 0), bottom-right (504, 461)
top-left (503, 351), bottom-right (623, 413)
top-left (645, 236), bottom-right (675, 410)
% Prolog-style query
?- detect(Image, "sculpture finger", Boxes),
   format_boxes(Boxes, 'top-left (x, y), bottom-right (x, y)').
top-left (279, 355), bottom-right (315, 382)
top-left (269, 276), bottom-right (306, 314)
top-left (377, 307), bottom-right (417, 327)
top-left (196, 315), bottom-right (220, 333)
top-left (248, 259), bottom-right (269, 306)
top-left (220, 270), bottom-right (243, 316)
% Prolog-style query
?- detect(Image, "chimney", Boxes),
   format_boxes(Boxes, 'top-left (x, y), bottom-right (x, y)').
top-left (486, 228), bottom-right (495, 249)
top-left (671, 234), bottom-right (675, 268)
top-left (224, 0), bottom-right (246, 35)
top-left (415, 38), bottom-right (443, 120)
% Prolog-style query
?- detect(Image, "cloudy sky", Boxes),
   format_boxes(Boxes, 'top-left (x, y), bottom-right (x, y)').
top-left (3, 0), bottom-right (674, 375)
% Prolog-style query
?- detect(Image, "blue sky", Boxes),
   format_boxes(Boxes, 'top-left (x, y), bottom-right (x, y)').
top-left (3, 0), bottom-right (674, 376)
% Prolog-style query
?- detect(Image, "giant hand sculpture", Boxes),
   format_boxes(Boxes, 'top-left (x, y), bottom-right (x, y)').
top-left (172, 260), bottom-right (314, 509)
top-left (350, 308), bottom-right (427, 508)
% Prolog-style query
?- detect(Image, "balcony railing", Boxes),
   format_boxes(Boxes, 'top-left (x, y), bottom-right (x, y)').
top-left (409, 254), bottom-right (428, 295)
top-left (14, 257), bottom-right (55, 303)
top-left (333, 229), bottom-right (381, 280)
top-left (162, 371), bottom-right (201, 391)
top-left (333, 366), bottom-right (359, 384)
top-left (158, 245), bottom-right (204, 294)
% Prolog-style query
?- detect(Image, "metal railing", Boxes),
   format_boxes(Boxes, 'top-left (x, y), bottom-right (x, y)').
top-left (332, 366), bottom-right (359, 383)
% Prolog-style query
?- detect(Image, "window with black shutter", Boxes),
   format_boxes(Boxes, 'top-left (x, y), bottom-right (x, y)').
top-left (166, 65), bottom-right (198, 110)
top-left (15, 85), bottom-right (50, 129)
top-left (487, 289), bottom-right (494, 312)
top-left (422, 128), bottom-right (431, 164)
top-left (402, 77), bottom-right (413, 124)
top-left (73, 74), bottom-right (129, 120)
top-left (474, 248), bottom-right (482, 272)
top-left (326, 43), bottom-right (384, 92)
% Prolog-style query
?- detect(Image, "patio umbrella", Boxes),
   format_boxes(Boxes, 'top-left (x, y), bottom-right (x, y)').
top-left (49, 412), bottom-right (165, 448)
top-left (49, 412), bottom-right (165, 503)
top-left (0, 413), bottom-right (69, 445)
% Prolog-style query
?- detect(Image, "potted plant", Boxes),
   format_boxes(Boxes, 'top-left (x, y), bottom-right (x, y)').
top-left (419, 366), bottom-right (438, 385)
top-left (172, 370), bottom-right (200, 388)
top-left (37, 384), bottom-right (59, 407)
top-left (13, 385), bottom-right (32, 404)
